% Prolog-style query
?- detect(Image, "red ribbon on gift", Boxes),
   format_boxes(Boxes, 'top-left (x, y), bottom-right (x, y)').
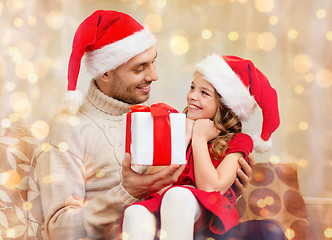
top-left (125, 103), bottom-right (179, 165)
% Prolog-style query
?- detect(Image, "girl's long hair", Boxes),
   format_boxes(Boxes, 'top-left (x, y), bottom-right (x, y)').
top-left (184, 92), bottom-right (242, 159)
top-left (210, 93), bottom-right (242, 159)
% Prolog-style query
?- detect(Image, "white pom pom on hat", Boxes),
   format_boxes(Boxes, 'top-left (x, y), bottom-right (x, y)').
top-left (63, 10), bottom-right (156, 109)
top-left (195, 54), bottom-right (280, 153)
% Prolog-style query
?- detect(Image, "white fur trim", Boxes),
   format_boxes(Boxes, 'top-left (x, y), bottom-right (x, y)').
top-left (85, 29), bottom-right (156, 77)
top-left (252, 133), bottom-right (272, 153)
top-left (195, 54), bottom-right (256, 121)
top-left (62, 90), bottom-right (84, 113)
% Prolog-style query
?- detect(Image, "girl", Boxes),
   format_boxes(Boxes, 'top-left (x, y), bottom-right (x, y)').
top-left (120, 54), bottom-right (280, 240)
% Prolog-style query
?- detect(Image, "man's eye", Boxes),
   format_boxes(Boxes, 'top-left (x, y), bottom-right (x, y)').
top-left (134, 67), bottom-right (144, 72)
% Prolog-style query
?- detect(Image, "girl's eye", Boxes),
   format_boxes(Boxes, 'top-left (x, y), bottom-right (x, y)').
top-left (202, 91), bottom-right (209, 96)
top-left (190, 85), bottom-right (195, 90)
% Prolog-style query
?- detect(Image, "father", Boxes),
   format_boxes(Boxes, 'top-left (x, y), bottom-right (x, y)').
top-left (29, 10), bottom-right (254, 240)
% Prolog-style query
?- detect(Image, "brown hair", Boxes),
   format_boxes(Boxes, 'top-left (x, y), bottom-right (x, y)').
top-left (184, 92), bottom-right (242, 159)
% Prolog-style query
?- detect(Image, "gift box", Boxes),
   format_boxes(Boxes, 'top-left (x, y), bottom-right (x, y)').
top-left (123, 103), bottom-right (186, 166)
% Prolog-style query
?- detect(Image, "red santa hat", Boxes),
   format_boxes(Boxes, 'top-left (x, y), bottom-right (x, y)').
top-left (63, 10), bottom-right (156, 108)
top-left (195, 54), bottom-right (280, 153)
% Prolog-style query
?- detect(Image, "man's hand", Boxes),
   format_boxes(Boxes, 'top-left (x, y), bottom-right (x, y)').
top-left (233, 153), bottom-right (255, 198)
top-left (121, 153), bottom-right (183, 199)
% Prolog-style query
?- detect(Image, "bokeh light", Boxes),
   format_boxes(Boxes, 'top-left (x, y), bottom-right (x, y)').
top-left (257, 32), bottom-right (276, 51)
top-left (288, 29), bottom-right (298, 40)
top-left (41, 143), bottom-right (52, 152)
top-left (4, 170), bottom-right (21, 189)
top-left (23, 201), bottom-right (32, 211)
top-left (255, 0), bottom-right (274, 13)
top-left (58, 142), bottom-right (69, 152)
top-left (10, 91), bottom-right (32, 118)
top-left (292, 54), bottom-right (312, 73)
top-left (269, 155), bottom-right (280, 165)
top-left (45, 11), bottom-right (65, 30)
top-left (298, 121), bottom-right (308, 131)
top-left (269, 16), bottom-right (279, 25)
top-left (285, 228), bottom-right (295, 239)
top-left (228, 31), bottom-right (239, 41)
top-left (316, 9), bottom-right (326, 19)
top-left (15, 60), bottom-right (34, 79)
top-left (324, 228), bottom-right (332, 238)
top-left (1, 118), bottom-right (11, 128)
top-left (30, 120), bottom-right (50, 140)
top-left (201, 29), bottom-right (212, 40)
top-left (327, 31), bottom-right (332, 41)
top-left (294, 85), bottom-right (304, 94)
top-left (315, 69), bottom-right (332, 88)
top-left (144, 14), bottom-right (163, 33)
top-left (169, 35), bottom-right (189, 55)
top-left (298, 158), bottom-right (308, 168)
top-left (156, 0), bottom-right (167, 8)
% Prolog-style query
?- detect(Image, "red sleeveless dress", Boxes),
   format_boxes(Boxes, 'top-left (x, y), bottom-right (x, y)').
top-left (122, 133), bottom-right (253, 237)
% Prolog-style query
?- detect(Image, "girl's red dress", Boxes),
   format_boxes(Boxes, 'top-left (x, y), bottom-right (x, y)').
top-left (122, 133), bottom-right (253, 237)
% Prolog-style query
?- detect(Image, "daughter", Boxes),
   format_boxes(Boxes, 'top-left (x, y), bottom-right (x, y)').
top-left (120, 54), bottom-right (280, 239)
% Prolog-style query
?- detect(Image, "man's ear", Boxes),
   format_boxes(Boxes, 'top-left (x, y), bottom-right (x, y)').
top-left (99, 70), bottom-right (113, 83)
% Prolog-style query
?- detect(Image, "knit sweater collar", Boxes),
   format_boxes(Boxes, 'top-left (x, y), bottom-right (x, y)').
top-left (82, 80), bottom-right (132, 117)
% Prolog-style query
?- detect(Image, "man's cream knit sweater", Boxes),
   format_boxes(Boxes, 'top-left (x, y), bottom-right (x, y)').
top-left (31, 80), bottom-right (146, 239)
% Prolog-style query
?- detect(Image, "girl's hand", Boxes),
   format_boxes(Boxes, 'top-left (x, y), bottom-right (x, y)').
top-left (192, 119), bottom-right (221, 143)
top-left (186, 118), bottom-right (195, 145)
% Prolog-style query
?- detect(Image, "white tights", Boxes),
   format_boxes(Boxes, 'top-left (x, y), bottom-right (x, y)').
top-left (122, 187), bottom-right (202, 240)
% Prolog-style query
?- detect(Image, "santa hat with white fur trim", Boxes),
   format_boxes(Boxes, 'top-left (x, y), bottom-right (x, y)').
top-left (63, 10), bottom-right (156, 108)
top-left (195, 54), bottom-right (280, 153)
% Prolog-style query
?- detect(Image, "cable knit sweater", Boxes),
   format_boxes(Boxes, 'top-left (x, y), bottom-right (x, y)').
top-left (30, 80), bottom-right (146, 240)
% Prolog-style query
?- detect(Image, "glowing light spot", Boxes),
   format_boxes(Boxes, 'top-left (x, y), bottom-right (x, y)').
top-left (136, 0), bottom-right (146, 5)
top-left (305, 73), bottom-right (314, 82)
top-left (28, 16), bottom-right (37, 26)
top-left (208, 0), bottom-right (225, 7)
top-left (269, 16), bottom-right (279, 25)
top-left (156, 0), bottom-right (167, 8)
top-left (158, 229), bottom-right (167, 239)
top-left (120, 232), bottom-right (129, 240)
top-left (324, 228), bottom-right (332, 238)
top-left (23, 201), bottom-right (32, 211)
top-left (31, 120), bottom-right (50, 140)
top-left (69, 116), bottom-right (80, 126)
top-left (255, 0), bottom-right (274, 13)
top-left (327, 31), bottom-right (332, 41)
top-left (201, 29), bottom-right (212, 40)
top-left (28, 73), bottom-right (38, 84)
top-left (265, 196), bottom-right (274, 205)
top-left (238, 0), bottom-right (247, 3)
top-left (257, 199), bottom-right (266, 208)
top-left (6, 228), bottom-right (16, 238)
top-left (43, 175), bottom-right (53, 184)
top-left (13, 17), bottom-right (24, 28)
top-left (298, 158), bottom-right (308, 168)
top-left (144, 14), bottom-right (163, 33)
top-left (294, 85), bottom-right (304, 94)
top-left (292, 54), bottom-right (312, 73)
top-left (58, 142), bottom-right (69, 152)
top-left (298, 121), bottom-right (308, 131)
top-left (1, 118), bottom-right (11, 128)
top-left (41, 143), bottom-right (52, 152)
top-left (285, 228), bottom-right (295, 239)
top-left (4, 170), bottom-right (21, 189)
top-left (316, 9), bottom-right (326, 19)
top-left (269, 155), bottom-right (280, 165)
top-left (258, 32), bottom-right (276, 51)
top-left (9, 113), bottom-right (19, 123)
top-left (169, 35), bottom-right (189, 55)
top-left (288, 29), bottom-right (298, 40)
top-left (46, 11), bottom-right (65, 30)
top-left (95, 169), bottom-right (105, 178)
top-left (228, 31), bottom-right (239, 41)
top-left (315, 69), bottom-right (332, 88)
top-left (15, 61), bottom-right (34, 79)
top-left (259, 208), bottom-right (269, 217)
top-left (253, 172), bottom-right (264, 182)
top-left (246, 32), bottom-right (260, 51)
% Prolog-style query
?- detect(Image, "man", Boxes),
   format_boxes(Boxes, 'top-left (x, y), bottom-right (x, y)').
top-left (28, 10), bottom-right (254, 240)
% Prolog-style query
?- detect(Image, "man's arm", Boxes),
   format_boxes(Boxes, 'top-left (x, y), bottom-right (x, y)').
top-left (121, 153), bottom-right (183, 199)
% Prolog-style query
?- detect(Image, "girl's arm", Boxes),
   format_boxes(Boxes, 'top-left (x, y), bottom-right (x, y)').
top-left (192, 119), bottom-right (241, 194)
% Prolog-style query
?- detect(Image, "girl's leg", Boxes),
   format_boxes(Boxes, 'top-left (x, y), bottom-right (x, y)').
top-left (159, 187), bottom-right (202, 240)
top-left (122, 204), bottom-right (157, 240)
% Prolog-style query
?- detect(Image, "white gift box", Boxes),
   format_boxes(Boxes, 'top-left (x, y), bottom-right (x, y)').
top-left (123, 105), bottom-right (186, 166)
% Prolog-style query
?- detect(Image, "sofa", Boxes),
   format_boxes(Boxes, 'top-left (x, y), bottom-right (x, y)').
top-left (0, 126), bottom-right (317, 239)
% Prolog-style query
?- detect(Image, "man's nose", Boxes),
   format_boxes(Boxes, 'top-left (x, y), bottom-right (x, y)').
top-left (146, 65), bottom-right (158, 82)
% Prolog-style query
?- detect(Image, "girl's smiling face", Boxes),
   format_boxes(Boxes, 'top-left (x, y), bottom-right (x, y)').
top-left (186, 71), bottom-right (219, 120)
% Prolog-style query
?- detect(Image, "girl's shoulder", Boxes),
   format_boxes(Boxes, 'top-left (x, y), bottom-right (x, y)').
top-left (227, 133), bottom-right (254, 155)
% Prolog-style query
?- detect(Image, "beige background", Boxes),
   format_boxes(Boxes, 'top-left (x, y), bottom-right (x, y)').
top-left (0, 0), bottom-right (331, 200)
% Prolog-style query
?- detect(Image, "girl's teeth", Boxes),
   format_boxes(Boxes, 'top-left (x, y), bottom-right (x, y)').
top-left (189, 104), bottom-right (200, 109)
